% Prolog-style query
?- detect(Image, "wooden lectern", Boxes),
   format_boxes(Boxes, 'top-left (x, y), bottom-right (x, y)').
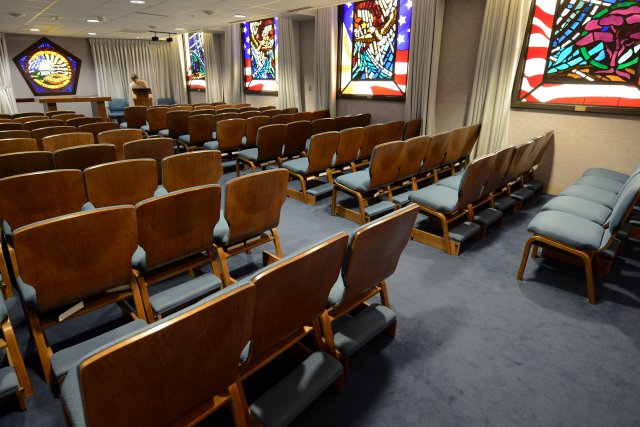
top-left (132, 88), bottom-right (152, 107)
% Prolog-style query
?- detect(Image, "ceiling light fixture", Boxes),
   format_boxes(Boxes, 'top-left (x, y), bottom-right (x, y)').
top-left (233, 13), bottom-right (246, 18)
top-left (129, 0), bottom-right (146, 3)
top-left (86, 18), bottom-right (101, 23)
top-left (174, 27), bottom-right (186, 31)
top-left (29, 28), bottom-right (40, 32)
top-left (166, 37), bottom-right (173, 42)
top-left (88, 32), bottom-right (96, 35)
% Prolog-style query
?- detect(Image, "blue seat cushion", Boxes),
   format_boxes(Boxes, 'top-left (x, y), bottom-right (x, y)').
top-left (541, 196), bottom-right (612, 225)
top-left (0, 367), bottom-right (19, 401)
top-left (527, 210), bottom-right (607, 250)
top-left (560, 185), bottom-right (617, 209)
top-left (574, 176), bottom-right (624, 194)
top-left (332, 304), bottom-right (397, 356)
top-left (238, 148), bottom-right (259, 162)
top-left (108, 112), bottom-right (125, 118)
top-left (60, 366), bottom-right (86, 426)
top-left (335, 170), bottom-right (371, 192)
top-left (213, 211), bottom-right (229, 246)
top-left (493, 196), bottom-right (517, 212)
top-left (0, 297), bottom-right (7, 323)
top-left (16, 277), bottom-right (37, 309)
top-left (50, 319), bottom-right (148, 380)
top-left (582, 167), bottom-right (629, 183)
top-left (177, 134), bottom-right (190, 144)
top-left (327, 277), bottom-right (345, 307)
top-left (392, 191), bottom-right (414, 206)
top-left (158, 129), bottom-right (170, 137)
top-left (241, 136), bottom-right (250, 146)
top-left (250, 351), bottom-right (343, 427)
top-left (283, 158), bottom-right (309, 175)
top-left (437, 173), bottom-right (464, 191)
top-left (131, 246), bottom-right (147, 272)
top-left (149, 273), bottom-right (222, 316)
top-left (119, 122), bottom-right (128, 129)
top-left (140, 124), bottom-right (150, 132)
top-left (409, 185), bottom-right (459, 212)
top-left (204, 141), bottom-right (219, 150)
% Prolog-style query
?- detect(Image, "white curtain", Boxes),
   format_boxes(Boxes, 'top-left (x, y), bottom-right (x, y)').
top-left (314, 6), bottom-right (338, 116)
top-left (278, 18), bottom-right (303, 111)
top-left (203, 32), bottom-right (224, 103)
top-left (223, 25), bottom-right (246, 104)
top-left (466, 0), bottom-right (532, 156)
top-left (0, 34), bottom-right (18, 114)
top-left (89, 38), bottom-right (187, 105)
top-left (404, 0), bottom-right (444, 135)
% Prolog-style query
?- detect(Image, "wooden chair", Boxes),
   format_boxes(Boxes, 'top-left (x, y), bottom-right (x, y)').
top-left (12, 206), bottom-right (146, 383)
top-left (53, 144), bottom-right (118, 171)
top-left (281, 107), bottom-right (298, 114)
top-left (214, 104), bottom-right (231, 111)
top-left (330, 127), bottom-right (365, 176)
top-left (260, 109), bottom-right (282, 117)
top-left (45, 110), bottom-right (75, 118)
top-left (0, 130), bottom-right (30, 140)
top-left (169, 105), bottom-right (193, 112)
top-left (292, 112), bottom-right (314, 122)
top-left (416, 130), bottom-right (449, 185)
top-left (283, 131), bottom-right (340, 205)
top-left (11, 112), bottom-right (44, 119)
top-left (326, 205), bottom-right (418, 373)
top-left (214, 169), bottom-right (288, 285)
top-left (177, 114), bottom-right (215, 151)
top-left (23, 118), bottom-right (64, 131)
top-left (311, 109), bottom-right (330, 120)
top-left (240, 111), bottom-right (260, 119)
top-left (0, 169), bottom-right (83, 298)
top-left (271, 114), bottom-right (294, 124)
top-left (258, 106), bottom-right (276, 111)
top-left (12, 116), bottom-right (48, 124)
top-left (311, 117), bottom-right (337, 135)
top-left (191, 108), bottom-right (216, 116)
top-left (0, 151), bottom-right (54, 179)
top-left (236, 124), bottom-right (286, 175)
top-left (243, 115), bottom-right (271, 148)
top-left (0, 123), bottom-right (24, 131)
top-left (216, 109), bottom-right (239, 115)
top-left (391, 135), bottom-right (432, 206)
top-left (133, 185), bottom-right (223, 321)
top-left (58, 114), bottom-right (84, 123)
top-left (352, 113), bottom-right (371, 128)
top-left (0, 114), bottom-right (10, 119)
top-left (193, 103), bottom-right (214, 110)
top-left (241, 234), bottom-right (348, 426)
top-left (41, 132), bottom-right (94, 152)
top-left (161, 151), bottom-right (223, 192)
top-left (279, 120), bottom-right (311, 164)
top-left (382, 120), bottom-right (405, 143)
top-left (77, 122), bottom-right (119, 143)
top-left (31, 126), bottom-right (76, 150)
top-left (120, 106), bottom-right (147, 129)
top-left (238, 106), bottom-right (258, 112)
top-left (141, 106), bottom-right (169, 135)
top-left (96, 128), bottom-right (146, 160)
top-left (84, 159), bottom-right (159, 208)
top-left (335, 115), bottom-right (354, 131)
top-left (123, 138), bottom-right (175, 184)
top-left (158, 110), bottom-right (190, 141)
top-left (204, 118), bottom-right (246, 160)
top-left (61, 281), bottom-right (255, 427)
top-left (0, 296), bottom-right (33, 409)
top-left (66, 117), bottom-right (103, 128)
top-left (403, 118), bottom-right (422, 140)
top-left (0, 138), bottom-right (38, 155)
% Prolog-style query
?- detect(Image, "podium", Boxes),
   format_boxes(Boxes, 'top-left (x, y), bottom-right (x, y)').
top-left (132, 88), bottom-right (152, 107)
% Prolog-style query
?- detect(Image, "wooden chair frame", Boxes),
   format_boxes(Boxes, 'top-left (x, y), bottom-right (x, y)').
top-left (0, 300), bottom-right (33, 409)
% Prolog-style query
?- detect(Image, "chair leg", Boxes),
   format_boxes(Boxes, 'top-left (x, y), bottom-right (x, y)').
top-left (355, 192), bottom-right (366, 224)
top-left (215, 246), bottom-right (233, 287)
top-left (235, 160), bottom-right (240, 177)
top-left (229, 380), bottom-right (250, 427)
top-left (132, 273), bottom-right (155, 323)
top-left (331, 185), bottom-right (338, 216)
top-left (271, 228), bottom-right (283, 258)
top-left (517, 237), bottom-right (535, 280)
top-left (580, 252), bottom-right (597, 304)
top-left (0, 245), bottom-right (13, 298)
top-left (24, 308), bottom-right (53, 383)
top-left (2, 318), bottom-right (32, 397)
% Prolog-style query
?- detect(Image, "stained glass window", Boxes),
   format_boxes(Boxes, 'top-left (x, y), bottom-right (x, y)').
top-left (338, 0), bottom-right (412, 99)
top-left (185, 32), bottom-right (206, 90)
top-left (12, 37), bottom-right (81, 96)
top-left (242, 18), bottom-right (279, 94)
top-left (513, 0), bottom-right (640, 114)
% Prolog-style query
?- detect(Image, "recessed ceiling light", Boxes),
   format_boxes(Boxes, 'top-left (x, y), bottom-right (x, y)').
top-left (233, 13), bottom-right (246, 18)
top-left (129, 0), bottom-right (146, 3)
top-left (174, 28), bottom-right (186, 31)
top-left (88, 32), bottom-right (96, 35)
top-left (29, 28), bottom-right (40, 32)
top-left (86, 18), bottom-right (100, 23)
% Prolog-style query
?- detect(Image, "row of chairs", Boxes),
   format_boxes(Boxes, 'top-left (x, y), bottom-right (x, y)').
top-left (0, 122), bottom-right (121, 148)
top-left (0, 111), bottom-right (83, 120)
top-left (107, 100), bottom-right (264, 120)
top-left (518, 161), bottom-right (640, 304)
top-left (48, 204), bottom-right (417, 426)
top-left (0, 116), bottom-right (106, 131)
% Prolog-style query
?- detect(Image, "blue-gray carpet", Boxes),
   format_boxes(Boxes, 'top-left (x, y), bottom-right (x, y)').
top-left (1, 172), bottom-right (639, 426)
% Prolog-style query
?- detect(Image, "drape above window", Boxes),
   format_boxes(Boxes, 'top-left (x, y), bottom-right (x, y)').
top-left (314, 6), bottom-right (338, 116)
top-left (223, 25), bottom-right (246, 105)
top-left (278, 18), bottom-right (302, 111)
top-left (203, 33), bottom-right (224, 104)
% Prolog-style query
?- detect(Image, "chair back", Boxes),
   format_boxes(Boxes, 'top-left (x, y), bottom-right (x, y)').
top-left (108, 99), bottom-right (128, 113)
top-left (136, 185), bottom-right (221, 271)
top-left (369, 141), bottom-right (403, 189)
top-left (502, 141), bottom-right (535, 186)
top-left (240, 111), bottom-right (260, 119)
top-left (84, 159), bottom-right (158, 208)
top-left (246, 233), bottom-right (348, 364)
top-left (397, 135), bottom-right (431, 181)
top-left (223, 169), bottom-right (288, 245)
top-left (0, 152), bottom-right (54, 179)
top-left (311, 117), bottom-right (336, 135)
top-left (339, 205), bottom-right (419, 308)
top-left (258, 106), bottom-right (276, 111)
top-left (216, 118), bottom-right (245, 151)
top-left (23, 119), bottom-right (64, 131)
top-left (281, 107), bottom-right (298, 114)
top-left (421, 131), bottom-right (448, 172)
top-left (0, 123), bottom-right (24, 131)
top-left (456, 153), bottom-right (496, 209)
top-left (67, 117), bottom-right (103, 128)
top-left (0, 169), bottom-right (85, 231)
top-left (11, 112), bottom-right (44, 119)
top-left (311, 109), bottom-right (330, 120)
top-left (283, 120), bottom-right (311, 157)
top-left (292, 112), bottom-right (314, 122)
top-left (187, 114), bottom-right (215, 145)
top-left (352, 113), bottom-right (371, 128)
top-left (216, 112), bottom-right (241, 121)
top-left (484, 146), bottom-right (516, 197)
top-left (442, 129), bottom-right (465, 166)
top-left (271, 114), bottom-right (294, 124)
top-left (335, 127), bottom-right (365, 166)
top-left (97, 128), bottom-right (146, 160)
top-left (0, 138), bottom-right (38, 155)
top-left (54, 144), bottom-right (118, 171)
top-left (78, 122), bottom-right (119, 143)
top-left (382, 120), bottom-right (405, 143)
top-left (162, 151), bottom-right (223, 192)
top-left (256, 124), bottom-right (286, 162)
top-left (193, 104), bottom-right (213, 110)
top-left (403, 118), bottom-right (422, 140)
top-left (123, 106), bottom-right (147, 129)
top-left (168, 105), bottom-right (192, 112)
top-left (123, 138), bottom-right (175, 183)
top-left (59, 114), bottom-right (84, 123)
top-left (13, 207), bottom-right (138, 312)
top-left (76, 282), bottom-right (254, 427)
top-left (146, 107), bottom-right (169, 133)
top-left (307, 132), bottom-right (340, 173)
top-left (358, 123), bottom-right (385, 160)
top-left (12, 116), bottom-right (49, 124)
top-left (609, 173), bottom-right (640, 232)
top-left (213, 104), bottom-right (230, 111)
top-left (0, 130), bottom-right (30, 140)
top-left (245, 116), bottom-right (271, 147)
top-left (164, 110), bottom-right (190, 138)
top-left (529, 130), bottom-right (554, 167)
top-left (457, 124), bottom-right (481, 162)
top-left (41, 132), bottom-right (94, 152)
top-left (335, 115), bottom-right (354, 131)
top-left (215, 108), bottom-right (238, 115)
top-left (261, 109), bottom-right (282, 117)
top-left (31, 126), bottom-right (76, 150)
top-left (46, 110), bottom-right (76, 118)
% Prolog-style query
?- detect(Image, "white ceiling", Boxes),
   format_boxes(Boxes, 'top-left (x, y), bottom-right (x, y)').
top-left (0, 0), bottom-right (336, 39)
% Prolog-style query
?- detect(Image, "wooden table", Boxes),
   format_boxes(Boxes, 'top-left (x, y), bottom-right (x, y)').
top-left (38, 96), bottom-right (112, 121)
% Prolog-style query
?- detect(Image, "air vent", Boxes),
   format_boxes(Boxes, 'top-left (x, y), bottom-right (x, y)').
top-left (288, 6), bottom-right (311, 12)
top-left (135, 11), bottom-right (169, 18)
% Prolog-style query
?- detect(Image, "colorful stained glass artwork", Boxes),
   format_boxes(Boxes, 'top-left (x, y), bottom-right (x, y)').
top-left (242, 18), bottom-right (279, 93)
top-left (338, 0), bottom-right (412, 99)
top-left (513, 0), bottom-right (640, 114)
top-left (13, 37), bottom-right (81, 96)
top-left (186, 32), bottom-right (206, 90)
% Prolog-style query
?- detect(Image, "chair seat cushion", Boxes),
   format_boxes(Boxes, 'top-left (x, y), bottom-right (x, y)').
top-left (364, 201), bottom-right (395, 218)
top-left (108, 112), bottom-right (125, 118)
top-left (332, 303), bottom-right (397, 356)
top-left (119, 122), bottom-right (128, 129)
top-left (0, 367), bottom-right (19, 401)
top-left (409, 185), bottom-right (459, 212)
top-left (238, 148), bottom-right (259, 162)
top-left (282, 158), bottom-right (309, 175)
top-left (204, 141), bottom-right (219, 150)
top-left (158, 129), bottom-right (170, 137)
top-left (335, 170), bottom-right (371, 192)
top-left (574, 176), bottom-right (624, 194)
top-left (213, 211), bottom-right (229, 246)
top-left (473, 208), bottom-right (503, 228)
top-left (177, 134), bottom-right (190, 144)
top-left (131, 246), bottom-right (147, 272)
top-left (582, 167), bottom-right (629, 183)
top-left (327, 277), bottom-right (345, 306)
top-left (510, 187), bottom-right (535, 202)
top-left (140, 124), bottom-right (150, 132)
top-left (306, 183), bottom-right (333, 197)
top-left (527, 210), bottom-right (607, 250)
top-left (493, 196), bottom-right (517, 212)
top-left (241, 136), bottom-right (251, 147)
top-left (524, 179), bottom-right (544, 192)
top-left (50, 319), bottom-right (148, 380)
top-left (437, 173), bottom-right (464, 191)
top-left (392, 191), bottom-right (414, 206)
top-left (149, 273), bottom-right (222, 316)
top-left (0, 298), bottom-right (7, 323)
top-left (60, 367), bottom-right (86, 426)
top-left (541, 196), bottom-right (612, 225)
top-left (560, 184), bottom-right (617, 209)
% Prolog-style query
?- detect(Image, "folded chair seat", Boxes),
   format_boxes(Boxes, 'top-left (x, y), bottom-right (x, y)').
top-left (559, 184), bottom-right (617, 209)
top-left (331, 304), bottom-right (397, 357)
top-left (541, 196), bottom-right (612, 225)
top-left (574, 175), bottom-right (626, 194)
top-left (0, 368), bottom-right (19, 401)
top-left (582, 167), bottom-right (630, 183)
top-left (527, 210), bottom-right (609, 250)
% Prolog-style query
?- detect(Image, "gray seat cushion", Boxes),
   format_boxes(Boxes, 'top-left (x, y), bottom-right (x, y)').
top-left (140, 124), bottom-right (150, 132)
top-left (527, 210), bottom-right (607, 250)
top-left (327, 277), bottom-right (345, 307)
top-left (213, 211), bottom-right (229, 246)
top-left (364, 201), bottom-right (395, 218)
top-left (335, 170), bottom-right (371, 193)
top-left (332, 304), bottom-right (397, 356)
top-left (0, 295), bottom-right (7, 323)
top-left (60, 366), bottom-right (86, 426)
top-left (158, 129), bottom-right (170, 137)
top-left (473, 208), bottom-right (503, 228)
top-left (250, 351), bottom-right (343, 427)
top-left (177, 134), bottom-right (190, 144)
top-left (204, 141), bottom-right (219, 150)
top-left (131, 245), bottom-right (147, 272)
top-left (119, 122), bottom-right (128, 129)
top-left (493, 196), bottom-right (517, 212)
top-left (541, 196), bottom-right (612, 225)
top-left (238, 148), bottom-right (259, 162)
top-left (437, 173), bottom-right (464, 191)
top-left (0, 367), bottom-right (19, 401)
top-left (510, 186), bottom-right (535, 202)
top-left (283, 158), bottom-right (309, 175)
top-left (582, 167), bottom-right (629, 183)
top-left (409, 185), bottom-right (459, 212)
top-left (149, 273), bottom-right (222, 316)
top-left (574, 176), bottom-right (624, 194)
top-left (560, 185), bottom-right (617, 209)
top-left (392, 191), bottom-right (414, 206)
